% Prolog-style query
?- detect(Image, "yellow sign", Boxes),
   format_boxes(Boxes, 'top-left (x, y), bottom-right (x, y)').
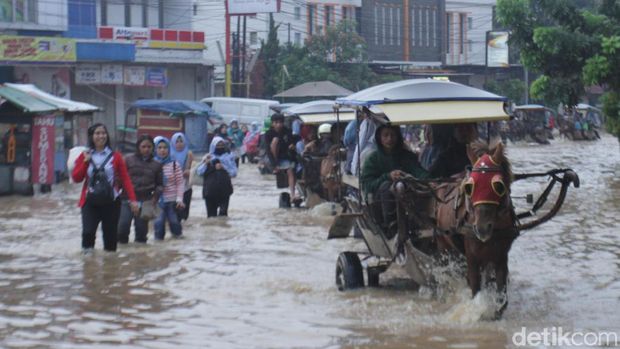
top-left (0, 35), bottom-right (76, 62)
top-left (147, 41), bottom-right (205, 50)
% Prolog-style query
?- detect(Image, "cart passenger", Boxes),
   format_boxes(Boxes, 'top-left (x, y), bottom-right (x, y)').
top-left (361, 125), bottom-right (430, 237)
top-left (421, 123), bottom-right (477, 178)
top-left (266, 114), bottom-right (300, 204)
top-left (303, 123), bottom-right (333, 156)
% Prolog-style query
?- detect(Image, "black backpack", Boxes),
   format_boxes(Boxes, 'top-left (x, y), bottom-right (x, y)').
top-left (87, 152), bottom-right (115, 206)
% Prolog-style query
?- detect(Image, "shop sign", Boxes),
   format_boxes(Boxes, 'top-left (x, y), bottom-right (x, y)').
top-left (76, 65), bottom-right (101, 85)
top-left (123, 66), bottom-right (146, 86)
top-left (31, 115), bottom-right (56, 185)
top-left (0, 35), bottom-right (76, 62)
top-left (145, 67), bottom-right (167, 87)
top-left (101, 64), bottom-right (123, 84)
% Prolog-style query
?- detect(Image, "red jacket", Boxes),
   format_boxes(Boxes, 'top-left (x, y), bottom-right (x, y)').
top-left (72, 151), bottom-right (137, 207)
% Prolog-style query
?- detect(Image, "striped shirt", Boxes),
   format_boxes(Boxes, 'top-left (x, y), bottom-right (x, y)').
top-left (162, 161), bottom-right (185, 203)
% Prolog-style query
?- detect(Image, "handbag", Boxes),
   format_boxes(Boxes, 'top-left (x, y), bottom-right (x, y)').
top-left (139, 200), bottom-right (160, 221)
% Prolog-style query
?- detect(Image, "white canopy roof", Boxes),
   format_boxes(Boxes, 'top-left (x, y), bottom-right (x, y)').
top-left (336, 79), bottom-right (509, 124)
top-left (5, 83), bottom-right (100, 113)
top-left (283, 100), bottom-right (355, 125)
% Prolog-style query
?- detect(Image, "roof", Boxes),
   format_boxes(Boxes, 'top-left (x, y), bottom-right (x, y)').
top-left (514, 104), bottom-right (547, 110)
top-left (200, 97), bottom-right (279, 105)
top-left (0, 85), bottom-right (58, 113)
top-left (131, 99), bottom-right (220, 118)
top-left (283, 99), bottom-right (355, 124)
top-left (5, 83), bottom-right (99, 113)
top-left (336, 79), bottom-right (509, 124)
top-left (576, 103), bottom-right (602, 112)
top-left (274, 81), bottom-right (353, 98)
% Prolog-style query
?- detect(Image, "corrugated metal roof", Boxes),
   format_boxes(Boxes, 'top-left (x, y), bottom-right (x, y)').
top-left (5, 83), bottom-right (99, 112)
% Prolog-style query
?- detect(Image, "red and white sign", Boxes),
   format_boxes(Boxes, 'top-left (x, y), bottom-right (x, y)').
top-left (31, 115), bottom-right (56, 185)
top-left (98, 27), bottom-right (205, 50)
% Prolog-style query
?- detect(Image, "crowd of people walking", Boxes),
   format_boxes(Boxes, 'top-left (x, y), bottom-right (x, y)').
top-left (71, 119), bottom-right (254, 252)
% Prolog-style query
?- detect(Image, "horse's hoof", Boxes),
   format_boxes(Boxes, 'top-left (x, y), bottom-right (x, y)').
top-left (493, 300), bottom-right (508, 320)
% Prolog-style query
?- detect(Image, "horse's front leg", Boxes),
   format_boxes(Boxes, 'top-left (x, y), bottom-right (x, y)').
top-left (466, 256), bottom-right (481, 297)
top-left (494, 258), bottom-right (509, 318)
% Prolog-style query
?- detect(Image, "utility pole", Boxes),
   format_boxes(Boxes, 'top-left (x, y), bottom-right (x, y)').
top-left (524, 67), bottom-right (529, 104)
top-left (225, 1), bottom-right (232, 97)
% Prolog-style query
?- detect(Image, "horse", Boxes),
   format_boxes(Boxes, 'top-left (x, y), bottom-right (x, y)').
top-left (431, 141), bottom-right (518, 316)
top-left (320, 145), bottom-right (346, 202)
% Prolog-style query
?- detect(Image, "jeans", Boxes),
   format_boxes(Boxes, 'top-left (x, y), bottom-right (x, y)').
top-left (154, 202), bottom-right (183, 239)
top-left (81, 199), bottom-right (121, 251)
top-left (117, 200), bottom-right (149, 243)
top-left (205, 196), bottom-right (230, 217)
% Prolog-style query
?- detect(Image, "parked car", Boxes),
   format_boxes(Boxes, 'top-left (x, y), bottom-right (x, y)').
top-left (200, 97), bottom-right (279, 126)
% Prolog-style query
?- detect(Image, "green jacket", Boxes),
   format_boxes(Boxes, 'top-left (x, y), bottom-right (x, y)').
top-left (360, 148), bottom-right (430, 200)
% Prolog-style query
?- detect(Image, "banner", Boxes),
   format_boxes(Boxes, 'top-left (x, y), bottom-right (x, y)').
top-left (124, 66), bottom-right (146, 86)
top-left (31, 115), bottom-right (56, 185)
top-left (0, 35), bottom-right (76, 62)
top-left (227, 0), bottom-right (279, 15)
top-left (487, 31), bottom-right (509, 68)
top-left (145, 67), bottom-right (167, 87)
top-left (101, 64), bottom-right (123, 84)
top-left (76, 65), bottom-right (102, 85)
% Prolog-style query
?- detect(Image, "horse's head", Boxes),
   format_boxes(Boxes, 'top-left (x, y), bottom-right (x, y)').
top-left (463, 142), bottom-right (513, 242)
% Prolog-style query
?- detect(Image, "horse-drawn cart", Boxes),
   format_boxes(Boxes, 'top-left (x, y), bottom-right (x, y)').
top-left (329, 80), bottom-right (579, 318)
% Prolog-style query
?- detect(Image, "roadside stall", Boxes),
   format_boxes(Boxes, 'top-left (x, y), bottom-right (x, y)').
top-left (118, 100), bottom-right (221, 153)
top-left (0, 83), bottom-right (98, 195)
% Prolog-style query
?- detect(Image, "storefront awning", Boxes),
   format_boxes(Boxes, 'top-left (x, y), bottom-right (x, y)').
top-left (5, 83), bottom-right (99, 113)
top-left (0, 85), bottom-right (58, 113)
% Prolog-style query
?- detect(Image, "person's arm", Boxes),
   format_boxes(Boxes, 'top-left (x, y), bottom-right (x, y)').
top-left (115, 153), bottom-right (139, 214)
top-left (154, 164), bottom-right (164, 201)
top-left (184, 151), bottom-right (194, 179)
top-left (173, 162), bottom-right (185, 204)
top-left (71, 152), bottom-right (88, 183)
top-left (270, 137), bottom-right (280, 165)
top-left (360, 151), bottom-right (389, 197)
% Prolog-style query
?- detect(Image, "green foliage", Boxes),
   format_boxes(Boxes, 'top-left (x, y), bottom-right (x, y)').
top-left (262, 21), bottom-right (399, 98)
top-left (485, 79), bottom-right (526, 105)
top-left (497, 0), bottom-right (620, 140)
top-left (260, 14), bottom-right (280, 98)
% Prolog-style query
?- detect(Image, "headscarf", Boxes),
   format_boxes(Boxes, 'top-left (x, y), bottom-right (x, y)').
top-left (170, 132), bottom-right (189, 168)
top-left (208, 136), bottom-right (238, 177)
top-left (153, 136), bottom-right (173, 165)
top-left (250, 121), bottom-right (259, 134)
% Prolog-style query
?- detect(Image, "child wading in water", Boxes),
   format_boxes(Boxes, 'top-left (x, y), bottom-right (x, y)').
top-left (153, 136), bottom-right (185, 239)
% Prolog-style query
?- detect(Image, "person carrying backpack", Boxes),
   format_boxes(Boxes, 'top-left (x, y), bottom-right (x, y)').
top-left (196, 136), bottom-right (236, 217)
top-left (72, 123), bottom-right (138, 252)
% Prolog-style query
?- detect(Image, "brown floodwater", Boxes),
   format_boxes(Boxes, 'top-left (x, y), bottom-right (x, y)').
top-left (0, 134), bottom-right (618, 348)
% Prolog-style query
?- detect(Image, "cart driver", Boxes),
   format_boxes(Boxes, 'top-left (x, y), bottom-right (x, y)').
top-left (303, 123), bottom-right (334, 156)
top-left (361, 124), bottom-right (430, 237)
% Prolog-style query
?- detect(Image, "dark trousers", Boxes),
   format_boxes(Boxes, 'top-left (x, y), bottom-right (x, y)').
top-left (375, 181), bottom-right (396, 228)
top-left (176, 189), bottom-right (192, 222)
top-left (81, 199), bottom-right (121, 251)
top-left (205, 196), bottom-right (230, 217)
top-left (118, 200), bottom-right (149, 243)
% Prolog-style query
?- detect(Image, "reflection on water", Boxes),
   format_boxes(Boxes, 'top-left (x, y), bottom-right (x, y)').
top-left (0, 135), bottom-right (619, 348)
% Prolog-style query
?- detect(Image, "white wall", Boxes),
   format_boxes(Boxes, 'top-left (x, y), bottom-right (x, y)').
top-left (445, 0), bottom-right (494, 66)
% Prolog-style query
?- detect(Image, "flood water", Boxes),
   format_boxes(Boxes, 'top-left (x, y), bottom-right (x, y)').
top-left (0, 134), bottom-right (619, 348)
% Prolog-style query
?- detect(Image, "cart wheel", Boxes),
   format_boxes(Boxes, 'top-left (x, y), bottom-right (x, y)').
top-left (336, 252), bottom-right (364, 291)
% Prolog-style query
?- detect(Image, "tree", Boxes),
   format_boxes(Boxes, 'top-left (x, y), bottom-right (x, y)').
top-left (497, 0), bottom-right (620, 139)
top-left (485, 79), bottom-right (527, 106)
top-left (261, 20), bottom-right (399, 96)
top-left (260, 14), bottom-right (280, 98)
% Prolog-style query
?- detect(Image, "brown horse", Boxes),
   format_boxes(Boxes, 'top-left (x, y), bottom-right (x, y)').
top-left (433, 142), bottom-right (518, 316)
top-left (320, 145), bottom-right (346, 202)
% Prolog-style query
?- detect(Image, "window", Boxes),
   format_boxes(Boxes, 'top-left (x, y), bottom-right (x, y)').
top-left (468, 17), bottom-right (473, 30)
top-left (325, 5), bottom-right (333, 27)
top-left (389, 7), bottom-right (393, 46)
top-left (411, 8), bottom-right (415, 47)
top-left (193, 3), bottom-right (198, 16)
top-left (417, 7), bottom-right (422, 47)
top-left (446, 13), bottom-right (451, 53)
top-left (308, 4), bottom-right (315, 35)
top-left (382, 6), bottom-right (386, 45)
top-left (432, 8), bottom-right (436, 47)
top-left (460, 13), bottom-right (466, 54)
top-left (294, 32), bottom-right (301, 45)
top-left (426, 8), bottom-right (430, 46)
top-left (250, 32), bottom-right (258, 45)
top-left (396, 7), bottom-right (400, 46)
top-left (0, 0), bottom-right (36, 23)
top-left (374, 6), bottom-right (378, 45)
top-left (342, 6), bottom-right (348, 21)
top-left (468, 39), bottom-right (473, 52)
top-left (294, 6), bottom-right (301, 20)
